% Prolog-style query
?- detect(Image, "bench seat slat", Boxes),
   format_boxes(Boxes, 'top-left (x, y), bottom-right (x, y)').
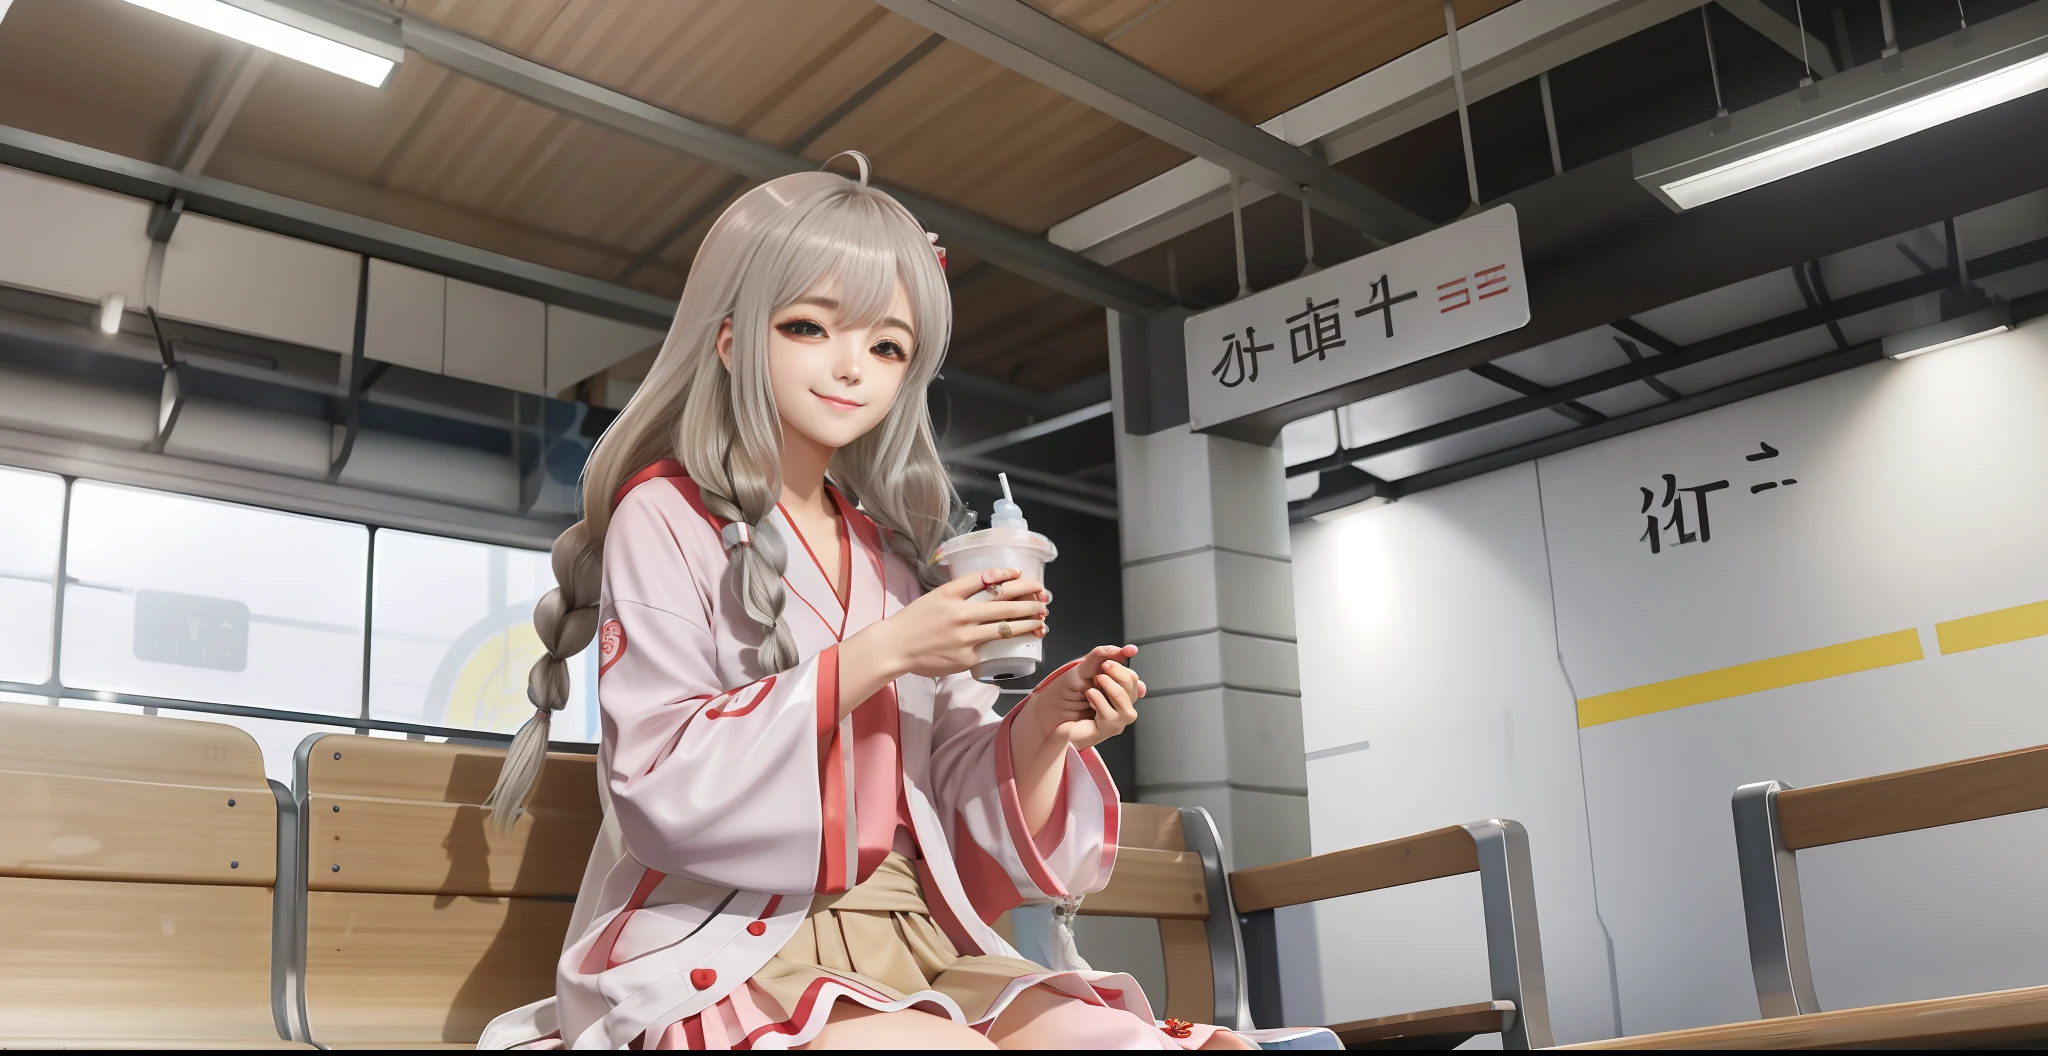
top-left (1, 702), bottom-right (267, 786)
top-left (0, 770), bottom-right (276, 885)
top-left (1560, 982), bottom-right (2048, 1049)
top-left (307, 794), bottom-right (597, 898)
top-left (0, 875), bottom-right (281, 1042)
top-left (1329, 1000), bottom-right (1516, 1048)
top-left (1777, 743), bottom-right (2048, 851)
top-left (305, 889), bottom-right (572, 1045)
top-left (1231, 825), bottom-right (1478, 913)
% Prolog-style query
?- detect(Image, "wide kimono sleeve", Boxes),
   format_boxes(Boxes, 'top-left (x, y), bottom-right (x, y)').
top-left (925, 660), bottom-right (1121, 923)
top-left (596, 487), bottom-right (836, 895)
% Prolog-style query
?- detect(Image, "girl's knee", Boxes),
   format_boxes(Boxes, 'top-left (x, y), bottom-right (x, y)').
top-left (993, 995), bottom-right (1169, 1049)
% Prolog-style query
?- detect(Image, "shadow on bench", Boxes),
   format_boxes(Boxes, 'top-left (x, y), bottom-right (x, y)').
top-left (288, 733), bottom-right (601, 1048)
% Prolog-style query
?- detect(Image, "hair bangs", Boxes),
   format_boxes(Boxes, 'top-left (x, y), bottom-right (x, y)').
top-left (765, 189), bottom-right (949, 368)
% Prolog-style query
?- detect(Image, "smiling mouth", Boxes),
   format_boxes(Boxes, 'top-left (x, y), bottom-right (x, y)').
top-left (812, 391), bottom-right (864, 411)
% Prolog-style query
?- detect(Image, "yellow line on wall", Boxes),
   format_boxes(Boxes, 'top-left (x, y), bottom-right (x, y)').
top-left (1576, 629), bottom-right (1924, 728)
top-left (1936, 600), bottom-right (2048, 655)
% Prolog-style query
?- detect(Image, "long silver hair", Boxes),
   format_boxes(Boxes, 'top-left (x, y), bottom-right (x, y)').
top-left (485, 158), bottom-right (961, 826)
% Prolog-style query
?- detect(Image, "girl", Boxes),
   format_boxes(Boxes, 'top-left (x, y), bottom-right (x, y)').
top-left (475, 158), bottom-right (1248, 1050)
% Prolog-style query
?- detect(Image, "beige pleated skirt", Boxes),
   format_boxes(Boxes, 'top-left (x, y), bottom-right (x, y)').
top-left (752, 852), bottom-right (1046, 1023)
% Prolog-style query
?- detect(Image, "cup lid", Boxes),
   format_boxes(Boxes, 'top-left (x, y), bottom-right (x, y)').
top-left (933, 526), bottom-right (1057, 564)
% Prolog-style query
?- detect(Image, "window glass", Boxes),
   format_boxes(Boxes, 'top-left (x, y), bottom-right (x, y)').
top-left (60, 481), bottom-right (368, 716)
top-left (0, 466), bottom-right (65, 684)
top-left (368, 529), bottom-right (597, 742)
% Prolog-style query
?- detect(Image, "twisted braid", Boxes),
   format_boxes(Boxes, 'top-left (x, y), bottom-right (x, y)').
top-left (481, 521), bottom-right (601, 829)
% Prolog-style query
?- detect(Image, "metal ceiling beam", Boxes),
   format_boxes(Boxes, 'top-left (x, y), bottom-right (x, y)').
top-left (869, 0), bottom-right (1433, 247)
top-left (945, 400), bottom-right (1112, 457)
top-left (1290, 340), bottom-right (1885, 521)
top-left (0, 124), bottom-right (675, 327)
top-left (398, 14), bottom-right (1171, 315)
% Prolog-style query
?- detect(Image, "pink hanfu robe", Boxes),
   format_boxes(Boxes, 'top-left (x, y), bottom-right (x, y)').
top-left (477, 461), bottom-right (1229, 1050)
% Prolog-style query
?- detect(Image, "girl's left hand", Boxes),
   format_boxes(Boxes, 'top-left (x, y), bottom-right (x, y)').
top-left (1023, 644), bottom-right (1144, 751)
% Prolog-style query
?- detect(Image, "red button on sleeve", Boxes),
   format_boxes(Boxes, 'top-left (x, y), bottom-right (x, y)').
top-left (690, 968), bottom-right (717, 989)
top-left (746, 921), bottom-right (767, 936)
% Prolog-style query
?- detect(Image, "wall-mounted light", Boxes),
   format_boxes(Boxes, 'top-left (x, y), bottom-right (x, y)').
top-left (116, 0), bottom-right (402, 87)
top-left (1636, 3), bottom-right (2048, 211)
top-left (97, 293), bottom-right (126, 335)
top-left (1883, 296), bottom-right (2012, 359)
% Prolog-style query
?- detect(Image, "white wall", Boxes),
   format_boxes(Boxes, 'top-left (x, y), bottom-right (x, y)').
top-left (1293, 463), bottom-right (1618, 1046)
top-left (1292, 316), bottom-right (2048, 1042)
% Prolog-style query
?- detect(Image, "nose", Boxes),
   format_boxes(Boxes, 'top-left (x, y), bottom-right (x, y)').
top-left (834, 336), bottom-right (863, 385)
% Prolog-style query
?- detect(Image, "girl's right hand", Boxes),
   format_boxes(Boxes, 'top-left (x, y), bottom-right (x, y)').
top-left (862, 567), bottom-right (1049, 680)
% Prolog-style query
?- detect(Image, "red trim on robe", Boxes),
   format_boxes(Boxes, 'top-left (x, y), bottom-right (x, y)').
top-left (993, 692), bottom-right (1071, 900)
top-left (733, 975), bottom-right (903, 1049)
top-left (705, 676), bottom-right (777, 719)
top-left (951, 806), bottom-right (1026, 924)
top-left (814, 644), bottom-right (839, 744)
top-left (582, 867), bottom-right (667, 974)
top-left (817, 722), bottom-right (851, 893)
top-left (916, 856), bottom-right (986, 953)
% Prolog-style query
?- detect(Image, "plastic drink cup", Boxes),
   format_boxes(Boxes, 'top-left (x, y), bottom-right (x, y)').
top-left (934, 474), bottom-right (1058, 683)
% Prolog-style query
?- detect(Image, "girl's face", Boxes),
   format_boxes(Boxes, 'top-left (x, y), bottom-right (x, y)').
top-left (720, 280), bottom-right (916, 452)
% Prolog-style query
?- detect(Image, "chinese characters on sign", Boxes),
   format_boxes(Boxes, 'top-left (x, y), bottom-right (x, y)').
top-left (1638, 442), bottom-right (1801, 554)
top-left (1183, 206), bottom-right (1530, 430)
top-left (1212, 326), bottom-right (1272, 387)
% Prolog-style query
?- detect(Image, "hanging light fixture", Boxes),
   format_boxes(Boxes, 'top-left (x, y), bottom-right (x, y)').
top-left (1636, 1), bottom-right (2048, 211)
top-left (114, 0), bottom-right (402, 88)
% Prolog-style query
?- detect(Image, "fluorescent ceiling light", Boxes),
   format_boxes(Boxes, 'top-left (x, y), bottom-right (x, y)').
top-left (1636, 3), bottom-right (2048, 211)
top-left (117, 0), bottom-right (401, 87)
top-left (1882, 299), bottom-right (2012, 359)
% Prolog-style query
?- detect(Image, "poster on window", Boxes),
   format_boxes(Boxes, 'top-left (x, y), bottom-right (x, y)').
top-left (1183, 204), bottom-right (1531, 430)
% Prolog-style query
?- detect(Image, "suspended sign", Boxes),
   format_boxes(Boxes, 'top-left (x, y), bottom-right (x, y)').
top-left (1184, 204), bottom-right (1531, 430)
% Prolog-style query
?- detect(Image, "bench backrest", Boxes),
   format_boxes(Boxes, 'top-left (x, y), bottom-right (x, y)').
top-left (293, 734), bottom-right (601, 1045)
top-left (0, 701), bottom-right (286, 1042)
top-left (1736, 741), bottom-right (2048, 1019)
top-left (1080, 802), bottom-right (1249, 1028)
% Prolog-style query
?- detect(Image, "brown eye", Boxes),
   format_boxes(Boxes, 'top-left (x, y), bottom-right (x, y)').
top-left (872, 339), bottom-right (908, 361)
top-left (778, 319), bottom-right (826, 338)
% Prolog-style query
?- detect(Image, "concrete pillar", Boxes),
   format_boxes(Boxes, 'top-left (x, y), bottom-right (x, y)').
top-left (1107, 309), bottom-right (1309, 870)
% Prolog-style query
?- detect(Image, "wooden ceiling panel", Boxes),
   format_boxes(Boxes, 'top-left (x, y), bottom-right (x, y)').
top-left (1033, 0), bottom-right (1522, 124)
top-left (947, 267), bottom-right (1107, 390)
top-left (805, 38), bottom-right (1187, 234)
top-left (0, 0), bottom-right (218, 162)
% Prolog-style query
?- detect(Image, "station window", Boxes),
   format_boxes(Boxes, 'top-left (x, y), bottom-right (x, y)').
top-left (0, 466), bottom-right (64, 685)
top-left (59, 480), bottom-right (370, 716)
top-left (368, 528), bottom-right (598, 743)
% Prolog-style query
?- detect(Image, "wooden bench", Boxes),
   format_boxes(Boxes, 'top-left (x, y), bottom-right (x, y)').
top-left (1566, 742), bottom-right (2048, 1049)
top-left (287, 734), bottom-right (602, 1047)
top-left (1089, 805), bottom-right (1552, 1048)
top-left (0, 701), bottom-right (309, 1048)
top-left (1232, 818), bottom-right (1552, 1049)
